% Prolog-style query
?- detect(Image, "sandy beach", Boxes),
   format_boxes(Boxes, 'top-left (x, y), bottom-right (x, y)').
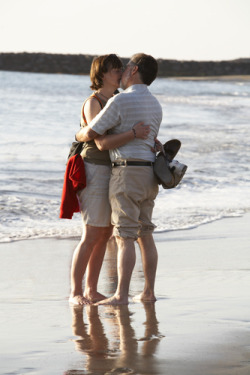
top-left (0, 214), bottom-right (250, 375)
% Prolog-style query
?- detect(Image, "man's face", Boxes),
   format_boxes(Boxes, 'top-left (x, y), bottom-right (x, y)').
top-left (120, 62), bottom-right (135, 90)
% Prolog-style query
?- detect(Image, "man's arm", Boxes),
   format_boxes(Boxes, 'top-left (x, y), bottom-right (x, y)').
top-left (75, 126), bottom-right (99, 142)
top-left (94, 122), bottom-right (150, 151)
top-left (76, 97), bottom-right (120, 142)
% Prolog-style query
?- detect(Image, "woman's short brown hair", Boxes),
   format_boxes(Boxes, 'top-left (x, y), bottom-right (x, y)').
top-left (90, 54), bottom-right (122, 90)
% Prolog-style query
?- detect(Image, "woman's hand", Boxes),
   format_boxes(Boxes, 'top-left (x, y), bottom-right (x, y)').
top-left (132, 121), bottom-right (150, 139)
top-left (151, 138), bottom-right (163, 153)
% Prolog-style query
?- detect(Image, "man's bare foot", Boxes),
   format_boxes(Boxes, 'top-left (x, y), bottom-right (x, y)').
top-left (95, 295), bottom-right (129, 306)
top-left (133, 293), bottom-right (157, 302)
top-left (83, 291), bottom-right (107, 303)
top-left (69, 295), bottom-right (91, 305)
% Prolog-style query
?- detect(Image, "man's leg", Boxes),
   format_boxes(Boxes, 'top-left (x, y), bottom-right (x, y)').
top-left (97, 237), bottom-right (136, 305)
top-left (135, 234), bottom-right (158, 302)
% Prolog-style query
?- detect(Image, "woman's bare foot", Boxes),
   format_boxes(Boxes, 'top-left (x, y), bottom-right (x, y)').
top-left (133, 293), bottom-right (157, 302)
top-left (95, 295), bottom-right (129, 306)
top-left (84, 291), bottom-right (107, 303)
top-left (69, 295), bottom-right (91, 305)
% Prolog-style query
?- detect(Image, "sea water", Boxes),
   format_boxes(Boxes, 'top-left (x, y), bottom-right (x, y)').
top-left (0, 71), bottom-right (250, 242)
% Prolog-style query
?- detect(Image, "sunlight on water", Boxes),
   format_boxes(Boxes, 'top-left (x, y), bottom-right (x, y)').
top-left (0, 71), bottom-right (250, 242)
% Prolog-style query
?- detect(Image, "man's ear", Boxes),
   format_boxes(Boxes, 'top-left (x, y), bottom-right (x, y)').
top-left (131, 65), bottom-right (139, 76)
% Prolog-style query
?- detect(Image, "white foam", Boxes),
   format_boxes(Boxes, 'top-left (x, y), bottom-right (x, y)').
top-left (1, 72), bottom-right (250, 242)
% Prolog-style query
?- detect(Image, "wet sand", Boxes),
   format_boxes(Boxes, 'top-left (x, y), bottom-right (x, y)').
top-left (0, 214), bottom-right (250, 375)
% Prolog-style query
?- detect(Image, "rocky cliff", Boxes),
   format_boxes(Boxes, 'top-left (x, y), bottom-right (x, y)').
top-left (0, 52), bottom-right (250, 77)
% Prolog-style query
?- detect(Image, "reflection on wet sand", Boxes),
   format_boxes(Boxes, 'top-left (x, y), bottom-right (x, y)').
top-left (67, 302), bottom-right (163, 374)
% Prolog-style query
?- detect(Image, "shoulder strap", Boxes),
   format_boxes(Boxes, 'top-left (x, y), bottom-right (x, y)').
top-left (82, 94), bottom-right (103, 125)
top-left (92, 94), bottom-right (104, 109)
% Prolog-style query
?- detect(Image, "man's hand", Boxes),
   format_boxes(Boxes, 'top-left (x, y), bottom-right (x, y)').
top-left (76, 126), bottom-right (99, 142)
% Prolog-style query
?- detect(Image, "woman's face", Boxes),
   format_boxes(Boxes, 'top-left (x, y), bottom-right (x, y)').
top-left (102, 66), bottom-right (123, 89)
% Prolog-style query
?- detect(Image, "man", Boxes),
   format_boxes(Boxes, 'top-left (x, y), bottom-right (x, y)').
top-left (76, 53), bottom-right (162, 304)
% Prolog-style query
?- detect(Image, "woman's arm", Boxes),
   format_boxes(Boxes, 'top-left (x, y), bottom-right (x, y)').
top-left (75, 98), bottom-right (101, 142)
top-left (94, 122), bottom-right (150, 151)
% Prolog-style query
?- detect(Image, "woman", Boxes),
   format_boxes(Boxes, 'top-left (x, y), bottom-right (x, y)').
top-left (70, 54), bottom-right (149, 305)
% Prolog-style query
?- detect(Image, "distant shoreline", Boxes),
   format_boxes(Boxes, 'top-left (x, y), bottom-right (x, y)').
top-left (0, 52), bottom-right (250, 77)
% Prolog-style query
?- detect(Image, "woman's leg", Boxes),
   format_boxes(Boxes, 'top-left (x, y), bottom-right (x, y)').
top-left (70, 225), bottom-right (110, 305)
top-left (84, 226), bottom-right (113, 302)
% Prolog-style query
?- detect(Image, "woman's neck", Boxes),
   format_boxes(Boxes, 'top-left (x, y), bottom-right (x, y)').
top-left (96, 87), bottom-right (116, 101)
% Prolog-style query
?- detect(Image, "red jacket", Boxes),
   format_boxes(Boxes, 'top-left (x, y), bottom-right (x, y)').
top-left (59, 154), bottom-right (86, 219)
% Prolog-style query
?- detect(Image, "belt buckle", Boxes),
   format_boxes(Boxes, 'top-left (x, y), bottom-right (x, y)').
top-left (118, 160), bottom-right (127, 167)
top-left (112, 160), bottom-right (128, 167)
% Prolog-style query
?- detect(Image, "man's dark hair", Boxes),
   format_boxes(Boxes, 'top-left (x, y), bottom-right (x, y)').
top-left (130, 53), bottom-right (158, 85)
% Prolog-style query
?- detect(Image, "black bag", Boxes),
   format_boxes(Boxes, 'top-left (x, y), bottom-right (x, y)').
top-left (154, 139), bottom-right (187, 189)
top-left (67, 141), bottom-right (85, 160)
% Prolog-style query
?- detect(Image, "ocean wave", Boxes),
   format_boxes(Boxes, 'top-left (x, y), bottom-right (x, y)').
top-left (159, 95), bottom-right (250, 109)
top-left (0, 207), bottom-right (248, 244)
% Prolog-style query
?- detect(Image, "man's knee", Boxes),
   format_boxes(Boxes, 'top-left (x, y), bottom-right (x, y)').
top-left (116, 236), bottom-right (135, 246)
top-left (113, 227), bottom-right (138, 240)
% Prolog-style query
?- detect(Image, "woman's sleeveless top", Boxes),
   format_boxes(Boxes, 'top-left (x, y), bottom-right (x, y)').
top-left (80, 93), bottom-right (110, 165)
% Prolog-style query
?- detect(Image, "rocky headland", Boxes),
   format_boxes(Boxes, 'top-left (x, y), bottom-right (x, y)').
top-left (0, 52), bottom-right (250, 77)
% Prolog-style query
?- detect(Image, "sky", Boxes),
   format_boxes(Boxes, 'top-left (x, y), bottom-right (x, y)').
top-left (0, 0), bottom-right (250, 61)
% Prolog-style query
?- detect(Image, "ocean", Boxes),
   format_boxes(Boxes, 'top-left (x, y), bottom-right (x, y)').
top-left (0, 71), bottom-right (250, 243)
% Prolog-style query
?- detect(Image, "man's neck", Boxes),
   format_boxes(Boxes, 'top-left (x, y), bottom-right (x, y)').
top-left (124, 78), bottom-right (144, 90)
top-left (131, 76), bottom-right (143, 85)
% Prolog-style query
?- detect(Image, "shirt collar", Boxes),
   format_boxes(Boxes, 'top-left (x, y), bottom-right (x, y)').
top-left (125, 84), bottom-right (148, 93)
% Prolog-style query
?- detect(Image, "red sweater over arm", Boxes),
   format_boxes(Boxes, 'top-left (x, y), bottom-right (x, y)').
top-left (59, 154), bottom-right (86, 219)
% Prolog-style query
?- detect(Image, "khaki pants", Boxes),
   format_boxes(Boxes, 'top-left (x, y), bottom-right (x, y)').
top-left (109, 166), bottom-right (159, 239)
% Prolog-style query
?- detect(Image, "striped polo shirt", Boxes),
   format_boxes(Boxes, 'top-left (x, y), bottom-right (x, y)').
top-left (89, 84), bottom-right (162, 162)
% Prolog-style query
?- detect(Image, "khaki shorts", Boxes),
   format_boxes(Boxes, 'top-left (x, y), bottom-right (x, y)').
top-left (109, 166), bottom-right (159, 239)
top-left (77, 162), bottom-right (111, 227)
